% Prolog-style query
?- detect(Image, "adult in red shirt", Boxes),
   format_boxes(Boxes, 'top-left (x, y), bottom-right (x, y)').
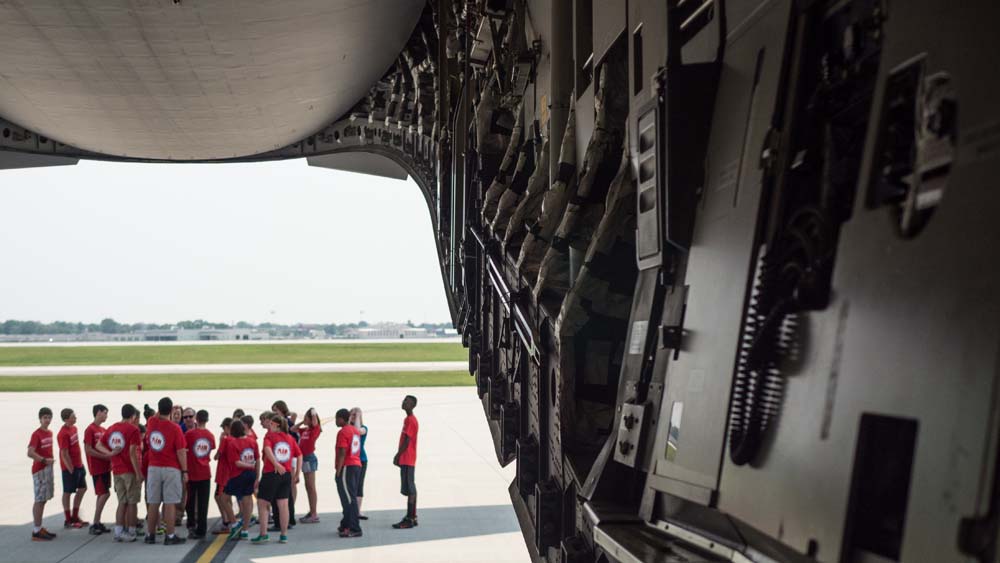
top-left (293, 408), bottom-right (322, 522)
top-left (96, 403), bottom-right (142, 542)
top-left (57, 408), bottom-right (88, 529)
top-left (27, 407), bottom-right (57, 541)
top-left (83, 404), bottom-right (113, 535)
top-left (220, 419), bottom-right (259, 540)
top-left (334, 408), bottom-right (363, 537)
top-left (392, 395), bottom-right (419, 529)
top-left (184, 410), bottom-right (216, 539)
top-left (144, 397), bottom-right (188, 545)
top-left (253, 414), bottom-right (301, 543)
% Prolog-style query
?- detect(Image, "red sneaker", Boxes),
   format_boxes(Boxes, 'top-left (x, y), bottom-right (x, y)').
top-left (72, 517), bottom-right (90, 527)
top-left (64, 520), bottom-right (85, 529)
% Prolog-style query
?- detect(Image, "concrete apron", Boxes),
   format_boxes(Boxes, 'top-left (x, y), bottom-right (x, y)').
top-left (0, 387), bottom-right (527, 563)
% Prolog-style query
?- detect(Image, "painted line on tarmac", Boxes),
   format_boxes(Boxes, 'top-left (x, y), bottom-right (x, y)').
top-left (179, 521), bottom-right (227, 563)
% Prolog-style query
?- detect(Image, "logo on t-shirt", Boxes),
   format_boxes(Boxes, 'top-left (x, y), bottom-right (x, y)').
top-left (351, 434), bottom-right (361, 455)
top-left (108, 431), bottom-right (125, 450)
top-left (240, 448), bottom-right (255, 465)
top-left (194, 438), bottom-right (211, 458)
top-left (274, 441), bottom-right (292, 463)
top-left (149, 430), bottom-right (166, 452)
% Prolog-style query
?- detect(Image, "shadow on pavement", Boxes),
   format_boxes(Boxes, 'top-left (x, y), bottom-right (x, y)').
top-left (0, 504), bottom-right (520, 563)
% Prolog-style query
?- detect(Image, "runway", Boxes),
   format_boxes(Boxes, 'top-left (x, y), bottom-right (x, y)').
top-left (0, 361), bottom-right (468, 376)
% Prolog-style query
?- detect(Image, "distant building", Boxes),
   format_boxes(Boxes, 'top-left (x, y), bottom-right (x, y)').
top-left (343, 323), bottom-right (430, 339)
top-left (139, 328), bottom-right (264, 341)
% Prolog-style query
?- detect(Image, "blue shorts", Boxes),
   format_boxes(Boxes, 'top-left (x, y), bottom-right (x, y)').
top-left (302, 453), bottom-right (318, 473)
top-left (223, 470), bottom-right (256, 500)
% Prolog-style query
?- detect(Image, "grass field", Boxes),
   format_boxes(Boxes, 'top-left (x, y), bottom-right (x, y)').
top-left (0, 342), bottom-right (466, 366)
top-left (0, 370), bottom-right (473, 392)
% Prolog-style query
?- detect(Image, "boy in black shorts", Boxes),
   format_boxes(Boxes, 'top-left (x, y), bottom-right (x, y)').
top-left (392, 396), bottom-right (419, 529)
top-left (58, 408), bottom-right (88, 529)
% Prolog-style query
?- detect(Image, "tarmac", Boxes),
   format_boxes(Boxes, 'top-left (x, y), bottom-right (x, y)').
top-left (0, 387), bottom-right (527, 563)
top-left (0, 361), bottom-right (468, 376)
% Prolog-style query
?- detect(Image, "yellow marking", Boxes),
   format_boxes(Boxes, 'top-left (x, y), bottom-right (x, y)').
top-left (196, 533), bottom-right (227, 563)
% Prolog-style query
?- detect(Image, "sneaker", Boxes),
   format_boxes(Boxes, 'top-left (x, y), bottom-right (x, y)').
top-left (268, 524), bottom-right (280, 533)
top-left (239, 531), bottom-right (249, 540)
top-left (278, 535), bottom-right (288, 544)
top-left (40, 528), bottom-right (57, 539)
top-left (95, 523), bottom-right (111, 534)
top-left (250, 534), bottom-right (269, 545)
top-left (299, 515), bottom-right (320, 524)
top-left (163, 534), bottom-right (187, 545)
top-left (189, 532), bottom-right (205, 540)
top-left (339, 529), bottom-right (363, 538)
top-left (64, 519), bottom-right (85, 529)
top-left (211, 522), bottom-right (231, 535)
top-left (31, 530), bottom-right (53, 542)
top-left (72, 517), bottom-right (90, 527)
top-left (144, 534), bottom-right (156, 544)
top-left (227, 521), bottom-right (243, 540)
top-left (358, 515), bottom-right (369, 520)
top-left (88, 524), bottom-right (102, 536)
top-left (392, 517), bottom-right (416, 529)
top-left (125, 531), bottom-right (138, 543)
top-left (113, 533), bottom-right (123, 543)
top-left (156, 523), bottom-right (166, 535)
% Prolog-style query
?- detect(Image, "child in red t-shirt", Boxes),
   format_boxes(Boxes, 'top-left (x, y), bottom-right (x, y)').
top-left (220, 419), bottom-right (259, 541)
top-left (57, 408), bottom-right (89, 529)
top-left (28, 407), bottom-right (57, 541)
top-left (213, 417), bottom-right (234, 534)
top-left (294, 408), bottom-right (322, 523)
top-left (334, 408), bottom-right (363, 537)
top-left (392, 395), bottom-right (419, 529)
top-left (184, 410), bottom-right (216, 538)
top-left (83, 403), bottom-right (113, 535)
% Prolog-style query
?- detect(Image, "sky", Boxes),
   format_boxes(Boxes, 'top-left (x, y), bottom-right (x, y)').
top-left (0, 159), bottom-right (452, 325)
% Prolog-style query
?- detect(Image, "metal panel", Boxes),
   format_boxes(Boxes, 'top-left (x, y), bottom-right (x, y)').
top-left (307, 152), bottom-right (408, 180)
top-left (649, 0), bottom-right (791, 497)
top-left (715, 2), bottom-right (1000, 560)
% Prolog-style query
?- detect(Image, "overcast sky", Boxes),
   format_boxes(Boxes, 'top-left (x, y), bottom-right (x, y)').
top-left (0, 159), bottom-right (452, 325)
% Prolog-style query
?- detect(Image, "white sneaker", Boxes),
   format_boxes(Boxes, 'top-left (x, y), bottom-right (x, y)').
top-left (125, 531), bottom-right (138, 543)
top-left (113, 533), bottom-right (123, 543)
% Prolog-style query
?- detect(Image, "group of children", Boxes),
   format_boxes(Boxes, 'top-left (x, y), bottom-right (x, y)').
top-left (26, 393), bottom-right (420, 546)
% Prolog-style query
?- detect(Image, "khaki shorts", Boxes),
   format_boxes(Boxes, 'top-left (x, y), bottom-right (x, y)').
top-left (114, 472), bottom-right (142, 505)
top-left (32, 465), bottom-right (54, 503)
top-left (146, 466), bottom-right (182, 505)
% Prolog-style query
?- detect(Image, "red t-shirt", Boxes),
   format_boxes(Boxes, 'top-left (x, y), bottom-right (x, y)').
top-left (247, 429), bottom-right (258, 442)
top-left (336, 425), bottom-right (362, 467)
top-left (102, 422), bottom-right (140, 476)
top-left (398, 415), bottom-right (418, 466)
top-left (215, 435), bottom-right (230, 485)
top-left (146, 416), bottom-right (186, 470)
top-left (185, 428), bottom-right (216, 482)
top-left (263, 431), bottom-right (298, 474)
top-left (28, 428), bottom-right (53, 474)
top-left (222, 436), bottom-right (259, 480)
top-left (57, 424), bottom-right (84, 471)
top-left (298, 425), bottom-right (321, 456)
top-left (84, 423), bottom-right (110, 475)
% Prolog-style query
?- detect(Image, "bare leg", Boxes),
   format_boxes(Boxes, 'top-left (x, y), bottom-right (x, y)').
top-left (257, 499), bottom-right (270, 536)
top-left (277, 498), bottom-right (288, 535)
top-left (32, 502), bottom-right (44, 528)
top-left (304, 472), bottom-right (317, 517)
top-left (239, 497), bottom-right (253, 529)
top-left (73, 487), bottom-right (86, 520)
top-left (116, 500), bottom-right (127, 528)
top-left (95, 493), bottom-right (109, 525)
top-left (146, 503), bottom-right (160, 537)
top-left (163, 503), bottom-right (176, 535)
top-left (357, 495), bottom-right (364, 517)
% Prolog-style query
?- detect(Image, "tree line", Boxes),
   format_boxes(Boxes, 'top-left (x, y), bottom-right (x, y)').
top-left (0, 319), bottom-right (453, 336)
